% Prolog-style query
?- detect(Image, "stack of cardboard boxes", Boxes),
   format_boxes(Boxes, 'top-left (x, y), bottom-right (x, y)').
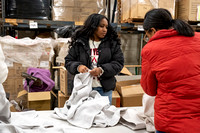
top-left (3, 63), bottom-right (27, 101)
top-left (52, 0), bottom-right (106, 25)
top-left (0, 36), bottom-right (55, 111)
top-left (121, 0), bottom-right (176, 21)
top-left (178, 0), bottom-right (200, 21)
top-left (54, 66), bottom-right (70, 108)
top-left (121, 0), bottom-right (200, 22)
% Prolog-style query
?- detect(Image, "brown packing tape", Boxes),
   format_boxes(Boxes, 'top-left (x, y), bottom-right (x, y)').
top-left (50, 90), bottom-right (57, 99)
top-left (17, 90), bottom-right (28, 98)
top-left (5, 19), bottom-right (18, 26)
top-left (112, 91), bottom-right (120, 107)
top-left (52, 66), bottom-right (66, 70)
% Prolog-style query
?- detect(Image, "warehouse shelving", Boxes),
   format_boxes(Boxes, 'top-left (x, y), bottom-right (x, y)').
top-left (4, 19), bottom-right (74, 29)
top-left (0, 0), bottom-right (75, 37)
top-left (1, 19), bottom-right (74, 37)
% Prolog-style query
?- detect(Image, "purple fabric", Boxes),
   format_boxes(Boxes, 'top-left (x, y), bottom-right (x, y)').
top-left (27, 67), bottom-right (51, 77)
top-left (24, 67), bottom-right (55, 92)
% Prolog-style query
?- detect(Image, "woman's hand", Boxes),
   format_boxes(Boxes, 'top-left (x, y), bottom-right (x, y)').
top-left (90, 67), bottom-right (102, 77)
top-left (78, 65), bottom-right (89, 73)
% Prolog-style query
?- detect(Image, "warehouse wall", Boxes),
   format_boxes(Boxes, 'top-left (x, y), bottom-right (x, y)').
top-left (120, 33), bottom-right (143, 74)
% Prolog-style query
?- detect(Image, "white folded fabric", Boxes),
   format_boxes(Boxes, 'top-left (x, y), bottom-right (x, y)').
top-left (54, 72), bottom-right (125, 128)
top-left (120, 94), bottom-right (155, 132)
top-left (120, 108), bottom-right (146, 130)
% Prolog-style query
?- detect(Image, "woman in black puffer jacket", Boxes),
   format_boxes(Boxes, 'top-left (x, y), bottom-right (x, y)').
top-left (65, 13), bottom-right (124, 104)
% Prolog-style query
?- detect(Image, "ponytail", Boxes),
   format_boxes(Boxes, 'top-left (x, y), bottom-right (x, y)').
top-left (144, 8), bottom-right (195, 37)
top-left (172, 19), bottom-right (194, 37)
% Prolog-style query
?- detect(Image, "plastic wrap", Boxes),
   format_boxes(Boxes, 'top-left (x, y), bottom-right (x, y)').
top-left (55, 25), bottom-right (82, 38)
top-left (52, 0), bottom-right (106, 25)
top-left (0, 36), bottom-right (54, 68)
top-left (6, 0), bottom-right (51, 20)
top-left (55, 38), bottom-right (71, 64)
top-left (121, 0), bottom-right (175, 21)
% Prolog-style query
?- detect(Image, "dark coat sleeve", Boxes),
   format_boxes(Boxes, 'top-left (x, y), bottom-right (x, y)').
top-left (65, 45), bottom-right (81, 75)
top-left (100, 41), bottom-right (124, 78)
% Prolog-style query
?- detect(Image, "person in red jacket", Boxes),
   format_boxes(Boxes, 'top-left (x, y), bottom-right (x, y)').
top-left (141, 8), bottom-right (200, 133)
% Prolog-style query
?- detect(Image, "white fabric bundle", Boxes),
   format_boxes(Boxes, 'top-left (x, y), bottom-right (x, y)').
top-left (54, 72), bottom-right (125, 128)
top-left (0, 43), bottom-right (10, 123)
top-left (0, 111), bottom-right (89, 133)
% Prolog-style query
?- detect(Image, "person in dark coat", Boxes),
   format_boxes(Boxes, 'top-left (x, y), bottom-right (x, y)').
top-left (65, 13), bottom-right (124, 103)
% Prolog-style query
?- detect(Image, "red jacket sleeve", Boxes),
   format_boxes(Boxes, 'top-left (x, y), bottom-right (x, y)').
top-left (141, 53), bottom-right (157, 96)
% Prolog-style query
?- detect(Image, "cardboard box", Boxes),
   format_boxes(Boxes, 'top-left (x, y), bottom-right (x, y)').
top-left (58, 91), bottom-right (69, 108)
top-left (159, 0), bottom-right (176, 18)
top-left (53, 66), bottom-right (68, 96)
top-left (112, 91), bottom-right (120, 107)
top-left (178, 0), bottom-right (200, 21)
top-left (116, 79), bottom-right (144, 107)
top-left (59, 67), bottom-right (68, 96)
top-left (74, 1), bottom-right (99, 8)
top-left (121, 0), bottom-right (175, 20)
top-left (53, 0), bottom-right (75, 6)
top-left (130, 2), bottom-right (153, 19)
top-left (17, 90), bottom-right (52, 111)
top-left (115, 75), bottom-right (141, 82)
top-left (120, 67), bottom-right (132, 76)
top-left (53, 6), bottom-right (98, 23)
top-left (3, 78), bottom-right (16, 94)
top-left (3, 63), bottom-right (28, 100)
top-left (52, 6), bottom-right (74, 21)
top-left (52, 0), bottom-right (101, 24)
top-left (54, 0), bottom-right (98, 7)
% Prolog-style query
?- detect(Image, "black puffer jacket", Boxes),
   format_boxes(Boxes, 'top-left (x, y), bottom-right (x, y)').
top-left (65, 36), bottom-right (124, 92)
